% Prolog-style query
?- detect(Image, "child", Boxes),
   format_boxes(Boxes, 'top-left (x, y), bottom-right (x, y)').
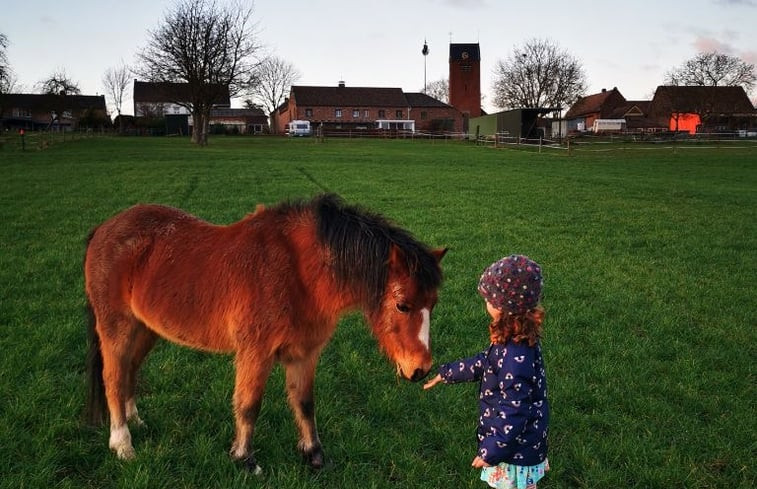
top-left (424, 255), bottom-right (549, 489)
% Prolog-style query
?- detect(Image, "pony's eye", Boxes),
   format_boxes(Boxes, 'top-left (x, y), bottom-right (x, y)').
top-left (396, 303), bottom-right (411, 313)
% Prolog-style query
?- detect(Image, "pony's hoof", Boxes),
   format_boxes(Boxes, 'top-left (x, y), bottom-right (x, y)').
top-left (301, 445), bottom-right (325, 470)
top-left (231, 450), bottom-right (263, 476)
top-left (244, 457), bottom-right (263, 476)
top-left (115, 445), bottom-right (136, 461)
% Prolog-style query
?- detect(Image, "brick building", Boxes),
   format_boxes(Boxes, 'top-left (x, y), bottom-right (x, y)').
top-left (272, 81), bottom-right (462, 135)
top-left (564, 87), bottom-right (627, 132)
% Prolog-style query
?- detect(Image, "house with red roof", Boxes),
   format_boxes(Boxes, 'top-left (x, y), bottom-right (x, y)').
top-left (564, 85), bottom-right (756, 135)
top-left (563, 87), bottom-right (627, 133)
top-left (648, 85), bottom-right (756, 134)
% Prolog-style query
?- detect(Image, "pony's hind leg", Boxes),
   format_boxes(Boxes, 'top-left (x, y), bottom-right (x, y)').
top-left (284, 350), bottom-right (324, 469)
top-left (230, 349), bottom-right (274, 474)
top-left (125, 325), bottom-right (158, 427)
top-left (98, 315), bottom-right (144, 460)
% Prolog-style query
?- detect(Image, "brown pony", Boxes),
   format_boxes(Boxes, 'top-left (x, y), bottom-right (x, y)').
top-left (84, 193), bottom-right (446, 473)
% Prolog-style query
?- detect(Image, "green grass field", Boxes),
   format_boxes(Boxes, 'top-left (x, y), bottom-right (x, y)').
top-left (1, 136), bottom-right (755, 488)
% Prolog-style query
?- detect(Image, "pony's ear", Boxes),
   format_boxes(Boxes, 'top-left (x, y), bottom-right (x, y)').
top-left (431, 248), bottom-right (448, 263)
top-left (388, 244), bottom-right (405, 272)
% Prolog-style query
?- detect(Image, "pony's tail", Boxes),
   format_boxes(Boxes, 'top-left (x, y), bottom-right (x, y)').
top-left (85, 298), bottom-right (106, 426)
top-left (84, 228), bottom-right (107, 426)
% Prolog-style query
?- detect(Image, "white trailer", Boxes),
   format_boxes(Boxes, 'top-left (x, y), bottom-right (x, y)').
top-left (287, 120), bottom-right (311, 136)
top-left (592, 119), bottom-right (626, 133)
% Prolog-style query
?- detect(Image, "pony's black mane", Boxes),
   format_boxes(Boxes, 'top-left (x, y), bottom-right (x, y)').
top-left (278, 194), bottom-right (442, 309)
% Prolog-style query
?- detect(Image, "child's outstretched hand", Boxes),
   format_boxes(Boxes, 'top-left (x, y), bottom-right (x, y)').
top-left (423, 373), bottom-right (443, 390)
top-left (471, 456), bottom-right (490, 468)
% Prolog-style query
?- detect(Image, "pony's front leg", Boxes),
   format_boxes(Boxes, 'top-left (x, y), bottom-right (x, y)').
top-left (284, 350), bottom-right (324, 469)
top-left (230, 350), bottom-right (273, 474)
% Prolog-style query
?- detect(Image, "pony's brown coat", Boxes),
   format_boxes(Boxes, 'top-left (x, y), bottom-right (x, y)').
top-left (84, 194), bottom-right (445, 469)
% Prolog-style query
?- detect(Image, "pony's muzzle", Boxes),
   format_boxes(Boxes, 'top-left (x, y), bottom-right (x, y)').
top-left (397, 363), bottom-right (431, 382)
top-left (409, 367), bottom-right (430, 382)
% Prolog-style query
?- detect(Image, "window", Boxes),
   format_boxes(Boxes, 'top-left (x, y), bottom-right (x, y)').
top-left (12, 108), bottom-right (32, 118)
top-left (378, 109), bottom-right (386, 118)
top-left (364, 110), bottom-right (370, 118)
top-left (335, 108), bottom-right (342, 118)
top-left (396, 110), bottom-right (403, 119)
top-left (305, 108), bottom-right (313, 117)
top-left (421, 111), bottom-right (428, 120)
top-left (352, 109), bottom-right (360, 118)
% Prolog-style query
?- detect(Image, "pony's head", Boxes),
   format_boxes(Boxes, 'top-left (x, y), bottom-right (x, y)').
top-left (368, 245), bottom-right (447, 382)
top-left (313, 194), bottom-right (446, 382)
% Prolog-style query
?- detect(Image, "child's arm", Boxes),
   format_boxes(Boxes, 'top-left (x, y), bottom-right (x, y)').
top-left (433, 350), bottom-right (488, 385)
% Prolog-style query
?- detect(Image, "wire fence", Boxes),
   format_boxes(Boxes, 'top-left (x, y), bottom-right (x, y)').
top-left (566, 132), bottom-right (757, 153)
top-left (3, 127), bottom-right (756, 155)
top-left (0, 128), bottom-right (108, 152)
top-left (473, 131), bottom-right (757, 155)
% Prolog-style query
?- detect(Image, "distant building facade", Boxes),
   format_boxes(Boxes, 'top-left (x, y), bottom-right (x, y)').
top-left (1, 93), bottom-right (108, 131)
top-left (564, 85), bottom-right (757, 135)
top-left (272, 81), bottom-right (462, 135)
top-left (133, 80), bottom-right (267, 135)
top-left (132, 81), bottom-right (230, 118)
top-left (648, 85), bottom-right (756, 133)
top-left (209, 108), bottom-right (269, 134)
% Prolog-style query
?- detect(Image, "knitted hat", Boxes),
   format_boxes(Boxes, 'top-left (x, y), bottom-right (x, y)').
top-left (478, 255), bottom-right (543, 315)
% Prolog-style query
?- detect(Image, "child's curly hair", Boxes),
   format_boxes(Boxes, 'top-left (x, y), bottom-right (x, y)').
top-left (489, 305), bottom-right (545, 346)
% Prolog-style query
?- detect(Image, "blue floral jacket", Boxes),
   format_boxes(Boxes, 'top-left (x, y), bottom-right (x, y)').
top-left (438, 341), bottom-right (549, 466)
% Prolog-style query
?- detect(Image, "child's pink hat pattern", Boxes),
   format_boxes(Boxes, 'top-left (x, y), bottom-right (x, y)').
top-left (478, 255), bottom-right (543, 315)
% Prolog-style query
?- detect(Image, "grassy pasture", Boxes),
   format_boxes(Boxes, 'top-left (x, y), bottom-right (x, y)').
top-left (0, 136), bottom-right (755, 488)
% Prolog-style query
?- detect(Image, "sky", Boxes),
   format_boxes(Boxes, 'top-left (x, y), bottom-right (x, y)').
top-left (2, 0), bottom-right (756, 115)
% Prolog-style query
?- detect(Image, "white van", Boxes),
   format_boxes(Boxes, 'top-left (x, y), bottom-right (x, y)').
top-left (288, 120), bottom-right (311, 137)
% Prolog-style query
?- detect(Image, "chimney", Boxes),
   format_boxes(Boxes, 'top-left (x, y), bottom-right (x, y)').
top-left (338, 80), bottom-right (345, 88)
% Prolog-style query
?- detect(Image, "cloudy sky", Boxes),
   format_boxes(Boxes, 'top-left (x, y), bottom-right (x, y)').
top-left (2, 0), bottom-right (756, 113)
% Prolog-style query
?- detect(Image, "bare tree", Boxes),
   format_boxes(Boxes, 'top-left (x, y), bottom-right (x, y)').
top-left (102, 63), bottom-right (131, 132)
top-left (492, 38), bottom-right (587, 110)
top-left (37, 68), bottom-right (81, 95)
top-left (422, 78), bottom-right (449, 104)
top-left (247, 56), bottom-right (300, 124)
top-left (36, 69), bottom-right (82, 130)
top-left (665, 51), bottom-right (756, 94)
top-left (0, 33), bottom-right (10, 92)
top-left (135, 0), bottom-right (260, 146)
top-left (0, 33), bottom-right (12, 131)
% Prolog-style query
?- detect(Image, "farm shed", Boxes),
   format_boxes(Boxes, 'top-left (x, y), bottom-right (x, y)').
top-left (470, 108), bottom-right (557, 140)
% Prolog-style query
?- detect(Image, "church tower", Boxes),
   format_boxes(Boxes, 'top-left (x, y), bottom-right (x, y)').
top-left (449, 43), bottom-right (481, 125)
